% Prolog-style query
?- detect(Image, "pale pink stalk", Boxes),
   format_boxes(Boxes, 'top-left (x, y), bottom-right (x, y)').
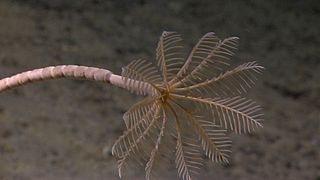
top-left (0, 65), bottom-right (127, 92)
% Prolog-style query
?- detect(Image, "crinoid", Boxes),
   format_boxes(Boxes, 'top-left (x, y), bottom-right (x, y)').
top-left (0, 31), bottom-right (264, 180)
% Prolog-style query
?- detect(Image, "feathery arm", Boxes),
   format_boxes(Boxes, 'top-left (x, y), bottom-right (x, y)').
top-left (0, 65), bottom-right (126, 92)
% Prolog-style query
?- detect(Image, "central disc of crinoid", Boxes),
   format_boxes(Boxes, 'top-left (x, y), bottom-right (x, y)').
top-left (158, 88), bottom-right (170, 104)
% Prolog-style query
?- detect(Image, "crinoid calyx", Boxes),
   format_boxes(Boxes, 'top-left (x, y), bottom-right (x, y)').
top-left (0, 31), bottom-right (264, 180)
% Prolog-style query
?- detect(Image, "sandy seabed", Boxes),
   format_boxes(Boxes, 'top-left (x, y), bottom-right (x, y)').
top-left (0, 1), bottom-right (319, 180)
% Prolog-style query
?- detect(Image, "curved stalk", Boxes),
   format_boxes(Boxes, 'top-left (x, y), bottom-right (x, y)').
top-left (0, 65), bottom-right (154, 96)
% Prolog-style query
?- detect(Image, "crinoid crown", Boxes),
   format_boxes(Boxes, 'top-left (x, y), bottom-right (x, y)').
top-left (111, 31), bottom-right (264, 180)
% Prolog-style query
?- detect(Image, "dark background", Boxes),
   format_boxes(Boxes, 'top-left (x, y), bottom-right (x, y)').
top-left (0, 0), bottom-right (319, 179)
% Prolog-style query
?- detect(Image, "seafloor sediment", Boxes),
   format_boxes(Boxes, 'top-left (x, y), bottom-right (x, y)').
top-left (0, 1), bottom-right (319, 180)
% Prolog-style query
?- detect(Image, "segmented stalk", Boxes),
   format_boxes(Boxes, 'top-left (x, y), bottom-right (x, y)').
top-left (0, 65), bottom-right (126, 92)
